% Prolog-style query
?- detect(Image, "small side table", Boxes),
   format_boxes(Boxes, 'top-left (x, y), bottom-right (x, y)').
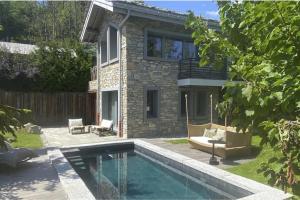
top-left (208, 139), bottom-right (225, 165)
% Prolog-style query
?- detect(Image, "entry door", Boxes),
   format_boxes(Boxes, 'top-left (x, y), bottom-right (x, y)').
top-left (102, 91), bottom-right (118, 130)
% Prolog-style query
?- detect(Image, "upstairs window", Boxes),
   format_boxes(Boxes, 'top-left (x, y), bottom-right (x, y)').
top-left (145, 30), bottom-right (198, 61)
top-left (147, 35), bottom-right (162, 58)
top-left (100, 30), bottom-right (108, 64)
top-left (109, 26), bottom-right (118, 60)
top-left (183, 42), bottom-right (197, 59)
top-left (164, 38), bottom-right (183, 60)
top-left (146, 89), bottom-right (159, 118)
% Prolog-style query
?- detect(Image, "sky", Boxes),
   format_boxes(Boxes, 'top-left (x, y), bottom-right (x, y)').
top-left (144, 1), bottom-right (220, 20)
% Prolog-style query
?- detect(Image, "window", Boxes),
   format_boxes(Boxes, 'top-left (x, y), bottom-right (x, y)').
top-left (146, 89), bottom-right (159, 118)
top-left (147, 35), bottom-right (162, 58)
top-left (100, 25), bottom-right (119, 66)
top-left (164, 38), bottom-right (183, 60)
top-left (196, 91), bottom-right (207, 116)
top-left (183, 42), bottom-right (197, 59)
top-left (145, 30), bottom-right (198, 61)
top-left (100, 30), bottom-right (108, 64)
top-left (180, 91), bottom-right (189, 117)
top-left (109, 26), bottom-right (118, 60)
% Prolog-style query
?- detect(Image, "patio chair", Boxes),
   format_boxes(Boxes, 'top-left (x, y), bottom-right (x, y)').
top-left (68, 118), bottom-right (85, 134)
top-left (0, 141), bottom-right (38, 167)
top-left (91, 119), bottom-right (113, 136)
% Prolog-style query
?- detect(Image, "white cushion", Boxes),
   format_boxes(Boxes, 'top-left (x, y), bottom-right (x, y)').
top-left (190, 136), bottom-right (226, 148)
top-left (100, 119), bottom-right (113, 129)
top-left (68, 119), bottom-right (83, 127)
top-left (203, 128), bottom-right (217, 138)
top-left (212, 128), bottom-right (226, 141)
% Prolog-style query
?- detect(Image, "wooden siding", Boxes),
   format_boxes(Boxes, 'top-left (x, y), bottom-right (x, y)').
top-left (0, 90), bottom-right (96, 126)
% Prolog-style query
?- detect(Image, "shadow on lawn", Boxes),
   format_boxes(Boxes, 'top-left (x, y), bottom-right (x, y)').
top-left (0, 148), bottom-right (67, 200)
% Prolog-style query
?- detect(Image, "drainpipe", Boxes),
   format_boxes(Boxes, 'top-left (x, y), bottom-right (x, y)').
top-left (118, 10), bottom-right (130, 137)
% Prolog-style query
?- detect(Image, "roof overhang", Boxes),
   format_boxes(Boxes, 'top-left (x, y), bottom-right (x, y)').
top-left (80, 0), bottom-right (220, 43)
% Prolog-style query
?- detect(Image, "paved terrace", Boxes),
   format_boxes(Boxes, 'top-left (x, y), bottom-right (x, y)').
top-left (42, 127), bottom-right (122, 147)
top-left (0, 149), bottom-right (67, 200)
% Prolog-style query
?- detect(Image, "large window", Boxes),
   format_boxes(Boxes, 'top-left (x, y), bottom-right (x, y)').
top-left (147, 35), bottom-right (162, 58)
top-left (196, 91), bottom-right (207, 116)
top-left (164, 38), bottom-right (183, 60)
top-left (183, 42), bottom-right (197, 59)
top-left (109, 26), bottom-right (118, 60)
top-left (145, 31), bottom-right (197, 60)
top-left (100, 30), bottom-right (108, 64)
top-left (100, 25), bottom-right (119, 66)
top-left (146, 89), bottom-right (159, 118)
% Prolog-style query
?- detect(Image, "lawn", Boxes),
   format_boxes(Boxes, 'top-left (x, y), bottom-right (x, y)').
top-left (226, 135), bottom-right (300, 198)
top-left (4, 129), bottom-right (43, 149)
top-left (166, 138), bottom-right (188, 144)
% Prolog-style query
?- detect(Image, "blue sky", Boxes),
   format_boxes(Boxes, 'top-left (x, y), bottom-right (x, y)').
top-left (144, 1), bottom-right (219, 20)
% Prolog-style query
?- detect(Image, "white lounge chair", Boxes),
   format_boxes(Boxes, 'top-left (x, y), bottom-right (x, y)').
top-left (0, 141), bottom-right (37, 167)
top-left (68, 118), bottom-right (85, 134)
top-left (91, 119), bottom-right (113, 135)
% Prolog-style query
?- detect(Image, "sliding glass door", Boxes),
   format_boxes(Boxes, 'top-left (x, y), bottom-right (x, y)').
top-left (102, 91), bottom-right (118, 130)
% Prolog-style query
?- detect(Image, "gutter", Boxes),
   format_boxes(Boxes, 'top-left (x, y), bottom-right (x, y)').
top-left (118, 10), bottom-right (131, 137)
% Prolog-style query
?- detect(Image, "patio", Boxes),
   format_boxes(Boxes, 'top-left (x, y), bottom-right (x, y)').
top-left (143, 138), bottom-right (254, 169)
top-left (0, 149), bottom-right (67, 200)
top-left (42, 127), bottom-right (122, 148)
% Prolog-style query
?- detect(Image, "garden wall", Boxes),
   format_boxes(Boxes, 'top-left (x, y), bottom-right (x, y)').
top-left (0, 89), bottom-right (96, 126)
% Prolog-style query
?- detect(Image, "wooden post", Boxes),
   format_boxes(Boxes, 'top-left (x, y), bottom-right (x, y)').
top-left (210, 94), bottom-right (213, 124)
top-left (185, 94), bottom-right (189, 137)
top-left (224, 115), bottom-right (228, 132)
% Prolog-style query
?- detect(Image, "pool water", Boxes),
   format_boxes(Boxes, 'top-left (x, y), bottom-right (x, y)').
top-left (64, 147), bottom-right (232, 200)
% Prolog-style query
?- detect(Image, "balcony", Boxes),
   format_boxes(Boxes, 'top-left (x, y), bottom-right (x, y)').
top-left (88, 66), bottom-right (97, 92)
top-left (178, 58), bottom-right (227, 87)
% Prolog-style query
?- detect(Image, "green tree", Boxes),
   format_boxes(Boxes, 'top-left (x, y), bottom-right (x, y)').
top-left (186, 1), bottom-right (300, 192)
top-left (0, 105), bottom-right (31, 148)
top-left (31, 40), bottom-right (93, 92)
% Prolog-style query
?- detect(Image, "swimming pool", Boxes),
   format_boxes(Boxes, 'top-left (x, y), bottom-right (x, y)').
top-left (64, 144), bottom-right (234, 199)
top-left (53, 140), bottom-right (291, 200)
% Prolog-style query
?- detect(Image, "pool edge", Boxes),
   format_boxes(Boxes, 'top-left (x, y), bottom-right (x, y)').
top-left (51, 139), bottom-right (292, 200)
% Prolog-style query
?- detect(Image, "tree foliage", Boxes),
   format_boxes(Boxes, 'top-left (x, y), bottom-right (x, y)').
top-left (0, 1), bottom-right (88, 43)
top-left (186, 1), bottom-right (300, 192)
top-left (0, 105), bottom-right (31, 148)
top-left (31, 40), bottom-right (93, 92)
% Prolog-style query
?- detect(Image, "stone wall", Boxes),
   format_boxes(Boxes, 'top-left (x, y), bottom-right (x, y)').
top-left (124, 17), bottom-right (221, 138)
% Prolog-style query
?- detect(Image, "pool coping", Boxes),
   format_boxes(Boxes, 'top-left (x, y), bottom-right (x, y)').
top-left (48, 139), bottom-right (292, 200)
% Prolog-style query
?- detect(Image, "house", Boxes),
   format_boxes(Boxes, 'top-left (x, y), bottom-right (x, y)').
top-left (81, 0), bottom-right (226, 138)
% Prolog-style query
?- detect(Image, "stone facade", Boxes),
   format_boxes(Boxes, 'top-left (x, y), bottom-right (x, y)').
top-left (97, 12), bottom-right (221, 138)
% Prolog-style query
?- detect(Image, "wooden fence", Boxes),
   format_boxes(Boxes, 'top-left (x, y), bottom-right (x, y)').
top-left (0, 90), bottom-right (96, 126)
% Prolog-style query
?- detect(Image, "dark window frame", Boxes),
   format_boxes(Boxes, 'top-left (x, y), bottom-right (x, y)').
top-left (144, 86), bottom-right (160, 120)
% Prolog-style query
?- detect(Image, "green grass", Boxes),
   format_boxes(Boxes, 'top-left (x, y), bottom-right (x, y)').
top-left (226, 135), bottom-right (300, 198)
top-left (166, 138), bottom-right (189, 144)
top-left (4, 129), bottom-right (43, 149)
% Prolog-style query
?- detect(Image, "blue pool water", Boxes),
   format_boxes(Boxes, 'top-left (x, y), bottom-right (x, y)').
top-left (64, 146), bottom-right (231, 200)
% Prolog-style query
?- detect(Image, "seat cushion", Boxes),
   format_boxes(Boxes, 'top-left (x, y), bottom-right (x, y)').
top-left (203, 128), bottom-right (217, 138)
top-left (190, 136), bottom-right (226, 148)
top-left (212, 128), bottom-right (226, 141)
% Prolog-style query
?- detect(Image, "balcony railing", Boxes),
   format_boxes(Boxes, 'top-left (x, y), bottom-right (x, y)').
top-left (90, 66), bottom-right (97, 81)
top-left (178, 58), bottom-right (227, 80)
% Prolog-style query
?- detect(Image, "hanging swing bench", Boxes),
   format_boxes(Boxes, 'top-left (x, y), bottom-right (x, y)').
top-left (185, 94), bottom-right (252, 159)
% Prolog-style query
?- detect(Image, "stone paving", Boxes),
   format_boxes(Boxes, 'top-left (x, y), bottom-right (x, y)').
top-left (143, 138), bottom-right (254, 169)
top-left (42, 127), bottom-right (122, 147)
top-left (0, 149), bottom-right (67, 200)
